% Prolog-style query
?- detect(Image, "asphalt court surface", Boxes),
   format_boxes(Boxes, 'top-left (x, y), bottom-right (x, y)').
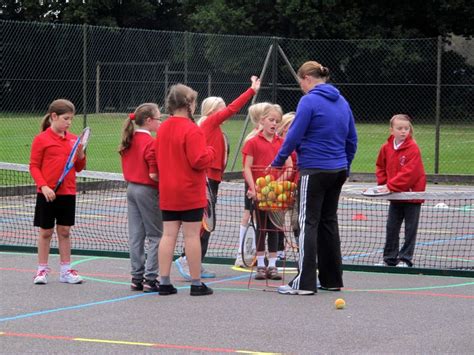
top-left (1, 252), bottom-right (473, 354)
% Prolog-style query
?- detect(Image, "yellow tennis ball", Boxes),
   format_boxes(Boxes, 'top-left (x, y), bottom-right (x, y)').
top-left (335, 298), bottom-right (346, 309)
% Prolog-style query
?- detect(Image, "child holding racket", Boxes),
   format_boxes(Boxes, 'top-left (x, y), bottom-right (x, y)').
top-left (175, 76), bottom-right (260, 280)
top-left (119, 103), bottom-right (163, 292)
top-left (274, 111), bottom-right (296, 261)
top-left (376, 114), bottom-right (426, 267)
top-left (29, 99), bottom-right (86, 285)
top-left (155, 84), bottom-right (215, 296)
top-left (243, 102), bottom-right (291, 280)
top-left (234, 107), bottom-right (264, 267)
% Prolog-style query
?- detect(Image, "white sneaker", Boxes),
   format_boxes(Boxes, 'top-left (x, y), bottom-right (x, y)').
top-left (174, 257), bottom-right (191, 281)
top-left (34, 269), bottom-right (49, 284)
top-left (277, 284), bottom-right (314, 295)
top-left (60, 269), bottom-right (83, 284)
top-left (277, 251), bottom-right (286, 260)
top-left (234, 254), bottom-right (245, 267)
top-left (396, 262), bottom-right (409, 268)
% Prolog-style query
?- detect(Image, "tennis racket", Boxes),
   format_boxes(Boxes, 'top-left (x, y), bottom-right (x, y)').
top-left (202, 178), bottom-right (216, 232)
top-left (241, 201), bottom-right (257, 268)
top-left (268, 209), bottom-right (286, 230)
top-left (362, 186), bottom-right (391, 197)
top-left (222, 131), bottom-right (230, 171)
top-left (54, 127), bottom-right (91, 192)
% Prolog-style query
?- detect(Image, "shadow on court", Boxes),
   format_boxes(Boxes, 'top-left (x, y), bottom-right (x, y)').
top-left (1, 252), bottom-right (473, 354)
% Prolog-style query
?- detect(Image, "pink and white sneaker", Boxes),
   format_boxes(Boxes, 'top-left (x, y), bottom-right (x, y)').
top-left (33, 269), bottom-right (50, 284)
top-left (59, 269), bottom-right (83, 284)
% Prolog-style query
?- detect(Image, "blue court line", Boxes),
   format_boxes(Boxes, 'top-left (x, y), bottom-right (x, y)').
top-left (0, 274), bottom-right (249, 323)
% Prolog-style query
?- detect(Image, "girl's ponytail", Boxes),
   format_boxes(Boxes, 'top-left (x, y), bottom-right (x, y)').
top-left (118, 114), bottom-right (135, 154)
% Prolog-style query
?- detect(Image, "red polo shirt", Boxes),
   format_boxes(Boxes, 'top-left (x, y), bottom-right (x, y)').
top-left (30, 127), bottom-right (86, 195)
top-left (121, 130), bottom-right (158, 188)
top-left (242, 132), bottom-right (283, 179)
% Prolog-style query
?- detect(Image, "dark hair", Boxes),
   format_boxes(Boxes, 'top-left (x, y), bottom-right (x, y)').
top-left (165, 84), bottom-right (198, 122)
top-left (118, 103), bottom-right (160, 154)
top-left (297, 61), bottom-right (330, 80)
top-left (40, 99), bottom-right (75, 131)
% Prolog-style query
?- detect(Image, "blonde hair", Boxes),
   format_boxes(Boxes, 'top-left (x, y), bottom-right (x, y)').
top-left (277, 112), bottom-right (295, 137)
top-left (390, 114), bottom-right (414, 136)
top-left (40, 99), bottom-right (75, 131)
top-left (244, 103), bottom-right (282, 142)
top-left (118, 103), bottom-right (160, 154)
top-left (297, 61), bottom-right (330, 80)
top-left (165, 84), bottom-right (198, 122)
top-left (197, 96), bottom-right (225, 126)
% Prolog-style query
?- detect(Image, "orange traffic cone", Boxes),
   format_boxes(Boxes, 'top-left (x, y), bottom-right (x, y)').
top-left (352, 213), bottom-right (367, 221)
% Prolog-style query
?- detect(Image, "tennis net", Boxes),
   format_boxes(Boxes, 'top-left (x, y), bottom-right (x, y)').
top-left (1, 162), bottom-right (473, 271)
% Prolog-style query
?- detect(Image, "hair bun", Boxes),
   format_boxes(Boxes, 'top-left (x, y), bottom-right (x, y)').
top-left (128, 113), bottom-right (136, 120)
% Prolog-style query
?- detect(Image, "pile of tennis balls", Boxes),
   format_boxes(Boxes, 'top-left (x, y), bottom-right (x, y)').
top-left (254, 174), bottom-right (297, 210)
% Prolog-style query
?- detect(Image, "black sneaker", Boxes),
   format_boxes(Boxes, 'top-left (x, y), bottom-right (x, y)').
top-left (130, 278), bottom-right (144, 291)
top-left (143, 279), bottom-right (160, 293)
top-left (190, 283), bottom-right (213, 296)
top-left (159, 284), bottom-right (177, 296)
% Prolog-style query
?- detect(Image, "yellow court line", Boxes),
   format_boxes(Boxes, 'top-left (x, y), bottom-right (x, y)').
top-left (74, 337), bottom-right (154, 346)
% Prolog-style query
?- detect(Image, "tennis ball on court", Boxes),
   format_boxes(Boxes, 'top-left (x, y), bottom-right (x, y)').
top-left (335, 298), bottom-right (346, 309)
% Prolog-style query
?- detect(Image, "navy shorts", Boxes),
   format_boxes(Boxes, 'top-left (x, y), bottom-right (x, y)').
top-left (34, 193), bottom-right (76, 229)
top-left (161, 208), bottom-right (204, 222)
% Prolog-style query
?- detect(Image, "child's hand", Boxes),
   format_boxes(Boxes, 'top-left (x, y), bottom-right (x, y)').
top-left (246, 188), bottom-right (256, 200)
top-left (251, 76), bottom-right (261, 93)
top-left (76, 144), bottom-right (85, 160)
top-left (41, 186), bottom-right (56, 202)
top-left (377, 185), bottom-right (390, 193)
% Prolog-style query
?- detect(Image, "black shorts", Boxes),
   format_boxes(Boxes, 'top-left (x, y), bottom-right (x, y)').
top-left (34, 194), bottom-right (76, 229)
top-left (244, 182), bottom-right (253, 210)
top-left (161, 208), bottom-right (204, 222)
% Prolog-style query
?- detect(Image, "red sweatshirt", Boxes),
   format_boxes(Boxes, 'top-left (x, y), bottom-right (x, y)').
top-left (121, 130), bottom-right (158, 188)
top-left (30, 127), bottom-right (86, 195)
top-left (199, 88), bottom-right (255, 181)
top-left (155, 116), bottom-right (215, 211)
top-left (376, 135), bottom-right (426, 198)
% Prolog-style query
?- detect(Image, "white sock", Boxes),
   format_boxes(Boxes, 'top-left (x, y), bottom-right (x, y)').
top-left (37, 264), bottom-right (48, 273)
top-left (60, 262), bottom-right (71, 274)
top-left (238, 225), bottom-right (247, 253)
top-left (268, 257), bottom-right (277, 268)
top-left (257, 256), bottom-right (265, 267)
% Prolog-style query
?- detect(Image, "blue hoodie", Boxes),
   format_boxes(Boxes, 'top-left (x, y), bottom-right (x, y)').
top-left (272, 83), bottom-right (357, 171)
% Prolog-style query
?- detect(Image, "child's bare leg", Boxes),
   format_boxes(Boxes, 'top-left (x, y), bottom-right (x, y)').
top-left (38, 228), bottom-right (53, 265)
top-left (159, 221), bottom-right (180, 279)
top-left (57, 225), bottom-right (71, 263)
top-left (182, 221), bottom-right (202, 280)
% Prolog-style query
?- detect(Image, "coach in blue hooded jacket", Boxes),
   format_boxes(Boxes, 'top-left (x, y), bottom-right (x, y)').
top-left (272, 61), bottom-right (357, 295)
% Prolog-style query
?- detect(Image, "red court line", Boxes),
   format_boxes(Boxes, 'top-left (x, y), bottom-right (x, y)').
top-left (0, 267), bottom-right (129, 279)
top-left (0, 331), bottom-right (271, 353)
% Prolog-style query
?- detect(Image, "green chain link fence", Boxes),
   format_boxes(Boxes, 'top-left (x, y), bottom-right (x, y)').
top-left (1, 20), bottom-right (473, 176)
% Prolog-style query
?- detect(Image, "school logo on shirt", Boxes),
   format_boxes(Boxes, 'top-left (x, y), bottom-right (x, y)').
top-left (399, 155), bottom-right (407, 166)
